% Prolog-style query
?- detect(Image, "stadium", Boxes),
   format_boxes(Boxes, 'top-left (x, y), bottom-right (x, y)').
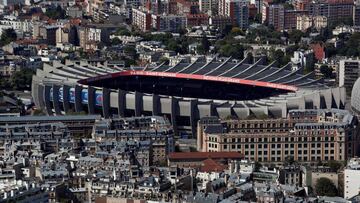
top-left (32, 58), bottom-right (346, 136)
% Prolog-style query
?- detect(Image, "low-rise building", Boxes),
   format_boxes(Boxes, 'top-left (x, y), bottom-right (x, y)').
top-left (344, 158), bottom-right (360, 199)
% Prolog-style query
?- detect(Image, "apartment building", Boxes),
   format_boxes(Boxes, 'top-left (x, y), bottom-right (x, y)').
top-left (151, 14), bottom-right (186, 32)
top-left (219, 0), bottom-right (249, 29)
top-left (284, 10), bottom-right (307, 31)
top-left (354, 5), bottom-right (360, 26)
top-left (309, 0), bottom-right (354, 23)
top-left (268, 4), bottom-right (284, 31)
top-left (199, 0), bottom-right (218, 15)
top-left (297, 15), bottom-right (324, 31)
top-left (132, 8), bottom-right (152, 32)
top-left (197, 109), bottom-right (359, 163)
top-left (339, 59), bottom-right (360, 95)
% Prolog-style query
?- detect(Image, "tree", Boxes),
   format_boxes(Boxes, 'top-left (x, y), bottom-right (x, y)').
top-left (166, 39), bottom-right (181, 53)
top-left (0, 28), bottom-right (17, 46)
top-left (45, 5), bottom-right (66, 19)
top-left (269, 48), bottom-right (289, 66)
top-left (159, 57), bottom-right (169, 64)
top-left (289, 30), bottom-right (305, 44)
top-left (200, 35), bottom-right (210, 53)
top-left (116, 27), bottom-right (131, 36)
top-left (111, 38), bottom-right (122, 45)
top-left (284, 156), bottom-right (296, 166)
top-left (230, 27), bottom-right (244, 36)
top-left (10, 68), bottom-right (35, 90)
top-left (123, 45), bottom-right (137, 59)
top-left (326, 160), bottom-right (343, 172)
top-left (315, 177), bottom-right (338, 196)
top-left (254, 162), bottom-right (262, 172)
top-left (320, 65), bottom-right (333, 78)
top-left (219, 44), bottom-right (244, 59)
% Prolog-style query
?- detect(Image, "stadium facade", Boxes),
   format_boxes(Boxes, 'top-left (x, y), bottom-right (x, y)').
top-left (32, 58), bottom-right (346, 136)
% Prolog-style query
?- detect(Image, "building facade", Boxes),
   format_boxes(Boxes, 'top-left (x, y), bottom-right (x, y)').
top-left (197, 109), bottom-right (359, 163)
top-left (132, 8), bottom-right (152, 32)
top-left (296, 15), bottom-right (327, 31)
top-left (339, 59), bottom-right (360, 95)
top-left (268, 4), bottom-right (284, 31)
top-left (219, 0), bottom-right (249, 29)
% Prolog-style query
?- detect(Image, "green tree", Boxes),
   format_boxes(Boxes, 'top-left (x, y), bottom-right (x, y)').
top-left (45, 5), bottom-right (66, 19)
top-left (159, 57), bottom-right (169, 64)
top-left (111, 38), bottom-right (122, 45)
top-left (166, 39), bottom-right (181, 53)
top-left (116, 27), bottom-right (131, 36)
top-left (326, 160), bottom-right (343, 171)
top-left (320, 65), bottom-right (333, 78)
top-left (289, 30), bottom-right (305, 44)
top-left (284, 156), bottom-right (296, 166)
top-left (219, 44), bottom-right (244, 59)
top-left (123, 45), bottom-right (137, 59)
top-left (269, 48), bottom-right (289, 66)
top-left (254, 161), bottom-right (262, 172)
top-left (0, 28), bottom-right (17, 46)
top-left (230, 27), bottom-right (244, 36)
top-left (315, 177), bottom-right (338, 196)
top-left (200, 35), bottom-right (210, 53)
top-left (10, 68), bottom-right (35, 90)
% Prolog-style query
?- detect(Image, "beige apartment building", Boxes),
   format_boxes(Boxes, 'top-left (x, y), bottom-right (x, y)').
top-left (197, 109), bottom-right (360, 163)
top-left (296, 15), bottom-right (327, 31)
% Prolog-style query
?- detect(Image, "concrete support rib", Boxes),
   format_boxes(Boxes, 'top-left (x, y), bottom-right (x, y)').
top-left (74, 85), bottom-right (83, 113)
top-left (257, 62), bottom-right (291, 81)
top-left (152, 94), bottom-right (160, 116)
top-left (176, 58), bottom-right (200, 73)
top-left (190, 56), bottom-right (217, 75)
top-left (135, 91), bottom-right (143, 117)
top-left (230, 58), bottom-right (263, 78)
top-left (218, 57), bottom-right (249, 76)
top-left (118, 89), bottom-right (126, 117)
top-left (44, 85), bottom-right (53, 116)
top-left (52, 84), bottom-right (61, 115)
top-left (31, 78), bottom-right (40, 108)
top-left (216, 107), bottom-right (232, 119)
top-left (250, 107), bottom-right (268, 117)
top-left (38, 84), bottom-right (46, 111)
top-left (244, 61), bottom-right (276, 79)
top-left (102, 88), bottom-right (111, 118)
top-left (151, 62), bottom-right (167, 72)
top-left (88, 86), bottom-right (96, 114)
top-left (339, 87), bottom-right (346, 108)
top-left (268, 67), bottom-right (303, 83)
top-left (205, 57), bottom-right (232, 75)
top-left (63, 85), bottom-right (70, 113)
top-left (190, 99), bottom-right (197, 138)
top-left (233, 107), bottom-right (250, 119)
top-left (331, 87), bottom-right (341, 109)
top-left (170, 97), bottom-right (177, 134)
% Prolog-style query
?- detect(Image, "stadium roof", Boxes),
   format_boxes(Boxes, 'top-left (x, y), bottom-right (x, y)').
top-left (79, 58), bottom-right (327, 91)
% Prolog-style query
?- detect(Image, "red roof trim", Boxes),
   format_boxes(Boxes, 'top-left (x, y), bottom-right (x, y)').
top-left (80, 70), bottom-right (299, 92)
